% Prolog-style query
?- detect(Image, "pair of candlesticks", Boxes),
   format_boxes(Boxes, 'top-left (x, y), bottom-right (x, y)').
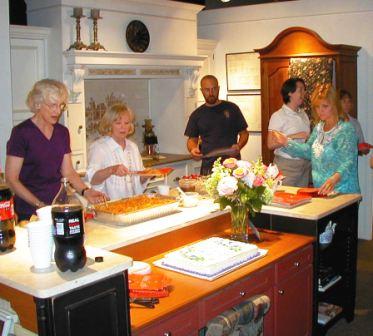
top-left (68, 8), bottom-right (105, 51)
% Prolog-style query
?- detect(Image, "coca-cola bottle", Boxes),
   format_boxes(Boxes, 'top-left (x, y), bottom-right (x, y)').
top-left (52, 178), bottom-right (86, 272)
top-left (0, 174), bottom-right (16, 252)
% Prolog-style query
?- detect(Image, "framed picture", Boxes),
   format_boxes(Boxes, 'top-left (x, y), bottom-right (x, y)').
top-left (226, 52), bottom-right (260, 91)
top-left (227, 94), bottom-right (261, 132)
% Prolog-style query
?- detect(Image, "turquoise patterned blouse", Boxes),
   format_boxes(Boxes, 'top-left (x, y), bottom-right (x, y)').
top-left (282, 120), bottom-right (360, 193)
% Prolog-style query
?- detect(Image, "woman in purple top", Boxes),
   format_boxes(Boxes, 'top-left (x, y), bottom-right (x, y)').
top-left (6, 79), bottom-right (106, 220)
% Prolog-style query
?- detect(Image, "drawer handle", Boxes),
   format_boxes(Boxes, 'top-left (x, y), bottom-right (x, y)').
top-left (278, 289), bottom-right (285, 295)
top-left (294, 261), bottom-right (300, 267)
top-left (78, 125), bottom-right (83, 134)
top-left (239, 291), bottom-right (246, 297)
top-left (163, 333), bottom-right (171, 336)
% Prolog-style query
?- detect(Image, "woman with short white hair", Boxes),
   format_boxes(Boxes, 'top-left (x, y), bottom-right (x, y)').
top-left (87, 103), bottom-right (148, 200)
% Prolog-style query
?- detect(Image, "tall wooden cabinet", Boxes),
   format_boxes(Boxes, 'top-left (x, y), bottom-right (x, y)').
top-left (254, 26), bottom-right (361, 164)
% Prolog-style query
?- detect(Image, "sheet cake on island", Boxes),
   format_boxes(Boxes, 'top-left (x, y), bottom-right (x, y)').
top-left (154, 237), bottom-right (267, 280)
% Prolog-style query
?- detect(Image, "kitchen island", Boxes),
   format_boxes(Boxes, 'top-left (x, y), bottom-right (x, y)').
top-left (252, 187), bottom-right (362, 336)
top-left (0, 229), bottom-right (132, 336)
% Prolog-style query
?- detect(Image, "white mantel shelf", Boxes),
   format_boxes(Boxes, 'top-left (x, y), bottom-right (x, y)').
top-left (64, 50), bottom-right (206, 68)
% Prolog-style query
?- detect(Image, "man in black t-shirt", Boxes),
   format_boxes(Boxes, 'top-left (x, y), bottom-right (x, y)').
top-left (184, 75), bottom-right (249, 175)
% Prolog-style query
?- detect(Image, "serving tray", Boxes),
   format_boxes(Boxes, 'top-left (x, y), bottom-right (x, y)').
top-left (94, 195), bottom-right (179, 226)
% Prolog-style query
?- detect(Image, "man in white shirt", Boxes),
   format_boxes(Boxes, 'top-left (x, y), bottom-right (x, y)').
top-left (267, 78), bottom-right (311, 187)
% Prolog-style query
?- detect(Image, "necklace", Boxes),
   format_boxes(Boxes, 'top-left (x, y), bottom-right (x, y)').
top-left (313, 122), bottom-right (341, 158)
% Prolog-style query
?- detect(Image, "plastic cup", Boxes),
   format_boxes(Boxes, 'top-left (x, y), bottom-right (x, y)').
top-left (26, 220), bottom-right (53, 269)
top-left (36, 205), bottom-right (52, 224)
top-left (157, 184), bottom-right (170, 196)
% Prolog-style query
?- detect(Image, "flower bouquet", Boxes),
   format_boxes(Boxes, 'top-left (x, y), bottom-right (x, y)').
top-left (205, 157), bottom-right (283, 242)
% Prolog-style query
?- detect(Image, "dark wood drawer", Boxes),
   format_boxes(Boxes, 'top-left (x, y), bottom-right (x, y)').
top-left (139, 304), bottom-right (199, 336)
top-left (203, 266), bottom-right (274, 323)
top-left (276, 245), bottom-right (313, 282)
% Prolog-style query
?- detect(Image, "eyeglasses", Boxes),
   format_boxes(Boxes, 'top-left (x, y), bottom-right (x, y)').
top-left (44, 102), bottom-right (68, 112)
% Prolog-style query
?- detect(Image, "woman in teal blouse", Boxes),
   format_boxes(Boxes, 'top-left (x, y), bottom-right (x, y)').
top-left (271, 83), bottom-right (360, 195)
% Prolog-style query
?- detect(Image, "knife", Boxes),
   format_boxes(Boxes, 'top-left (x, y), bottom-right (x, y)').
top-left (201, 147), bottom-right (240, 159)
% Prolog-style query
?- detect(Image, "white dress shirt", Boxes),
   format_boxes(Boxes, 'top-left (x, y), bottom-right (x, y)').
top-left (268, 104), bottom-right (310, 160)
top-left (87, 136), bottom-right (146, 200)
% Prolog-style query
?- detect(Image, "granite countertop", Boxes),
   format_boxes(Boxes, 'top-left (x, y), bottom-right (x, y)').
top-left (0, 228), bottom-right (132, 298)
top-left (263, 186), bottom-right (362, 220)
top-left (142, 153), bottom-right (191, 167)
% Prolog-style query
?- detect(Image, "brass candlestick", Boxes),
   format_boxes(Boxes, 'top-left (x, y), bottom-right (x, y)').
top-left (68, 7), bottom-right (87, 50)
top-left (87, 9), bottom-right (106, 51)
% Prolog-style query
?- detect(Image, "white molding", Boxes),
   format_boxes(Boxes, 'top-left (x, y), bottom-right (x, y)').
top-left (64, 50), bottom-right (206, 68)
top-left (9, 25), bottom-right (51, 40)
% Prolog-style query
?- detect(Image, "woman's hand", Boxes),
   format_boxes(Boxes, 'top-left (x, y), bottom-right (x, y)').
top-left (319, 173), bottom-right (341, 195)
top-left (109, 164), bottom-right (130, 176)
top-left (84, 188), bottom-right (109, 204)
top-left (268, 130), bottom-right (288, 149)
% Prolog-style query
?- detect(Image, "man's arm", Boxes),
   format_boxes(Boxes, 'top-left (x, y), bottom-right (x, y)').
top-left (234, 129), bottom-right (249, 150)
top-left (187, 137), bottom-right (203, 160)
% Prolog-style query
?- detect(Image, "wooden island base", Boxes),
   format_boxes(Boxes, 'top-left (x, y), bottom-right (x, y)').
top-left (121, 214), bottom-right (315, 336)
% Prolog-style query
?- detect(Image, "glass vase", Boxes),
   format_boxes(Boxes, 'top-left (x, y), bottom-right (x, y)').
top-left (230, 204), bottom-right (248, 242)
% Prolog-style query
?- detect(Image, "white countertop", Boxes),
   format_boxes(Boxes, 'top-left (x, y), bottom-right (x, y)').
top-left (85, 198), bottom-right (222, 251)
top-left (262, 187), bottom-right (362, 220)
top-left (0, 228), bottom-right (132, 299)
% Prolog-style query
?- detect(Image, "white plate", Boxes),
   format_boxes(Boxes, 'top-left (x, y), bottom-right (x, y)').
top-left (153, 248), bottom-right (268, 281)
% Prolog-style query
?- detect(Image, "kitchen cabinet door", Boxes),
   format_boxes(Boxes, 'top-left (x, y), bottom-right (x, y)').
top-left (275, 265), bottom-right (313, 336)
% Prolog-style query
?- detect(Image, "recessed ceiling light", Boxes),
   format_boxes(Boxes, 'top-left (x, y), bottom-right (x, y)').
top-left (221, 0), bottom-right (231, 2)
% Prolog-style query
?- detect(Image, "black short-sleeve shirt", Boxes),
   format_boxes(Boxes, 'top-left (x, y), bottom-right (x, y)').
top-left (184, 100), bottom-right (248, 173)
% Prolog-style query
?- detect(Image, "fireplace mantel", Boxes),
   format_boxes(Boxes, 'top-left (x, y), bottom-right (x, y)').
top-left (64, 50), bottom-right (206, 68)
top-left (64, 50), bottom-right (206, 104)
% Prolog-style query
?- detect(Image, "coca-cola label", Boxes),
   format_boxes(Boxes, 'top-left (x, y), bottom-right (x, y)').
top-left (0, 198), bottom-right (15, 221)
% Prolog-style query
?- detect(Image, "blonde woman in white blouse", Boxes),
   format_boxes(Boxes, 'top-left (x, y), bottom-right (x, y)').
top-left (87, 103), bottom-right (148, 200)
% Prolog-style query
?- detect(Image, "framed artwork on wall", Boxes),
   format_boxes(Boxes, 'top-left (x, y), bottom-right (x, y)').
top-left (226, 52), bottom-right (260, 91)
top-left (227, 93), bottom-right (261, 132)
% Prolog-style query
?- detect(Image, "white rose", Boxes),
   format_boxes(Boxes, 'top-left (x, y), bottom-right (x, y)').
top-left (217, 176), bottom-right (238, 196)
top-left (265, 163), bottom-right (279, 179)
top-left (242, 171), bottom-right (256, 188)
top-left (236, 160), bottom-right (251, 169)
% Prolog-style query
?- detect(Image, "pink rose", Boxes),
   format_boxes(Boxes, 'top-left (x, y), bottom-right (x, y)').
top-left (253, 176), bottom-right (264, 187)
top-left (223, 158), bottom-right (238, 169)
top-left (232, 167), bottom-right (248, 179)
top-left (217, 176), bottom-right (238, 196)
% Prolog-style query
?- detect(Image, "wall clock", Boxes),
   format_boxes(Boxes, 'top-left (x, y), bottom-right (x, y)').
top-left (126, 20), bottom-right (150, 53)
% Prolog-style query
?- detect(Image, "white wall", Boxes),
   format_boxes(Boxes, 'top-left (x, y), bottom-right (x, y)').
top-left (0, 0), bottom-right (12, 169)
top-left (198, 0), bottom-right (373, 239)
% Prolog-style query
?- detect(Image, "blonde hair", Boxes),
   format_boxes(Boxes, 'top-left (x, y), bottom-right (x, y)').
top-left (311, 83), bottom-right (348, 123)
top-left (26, 79), bottom-right (68, 113)
top-left (98, 103), bottom-right (135, 136)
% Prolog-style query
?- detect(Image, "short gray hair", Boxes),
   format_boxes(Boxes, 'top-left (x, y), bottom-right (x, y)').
top-left (26, 79), bottom-right (68, 113)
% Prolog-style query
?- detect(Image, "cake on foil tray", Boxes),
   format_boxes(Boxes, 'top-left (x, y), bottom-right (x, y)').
top-left (161, 237), bottom-right (259, 277)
